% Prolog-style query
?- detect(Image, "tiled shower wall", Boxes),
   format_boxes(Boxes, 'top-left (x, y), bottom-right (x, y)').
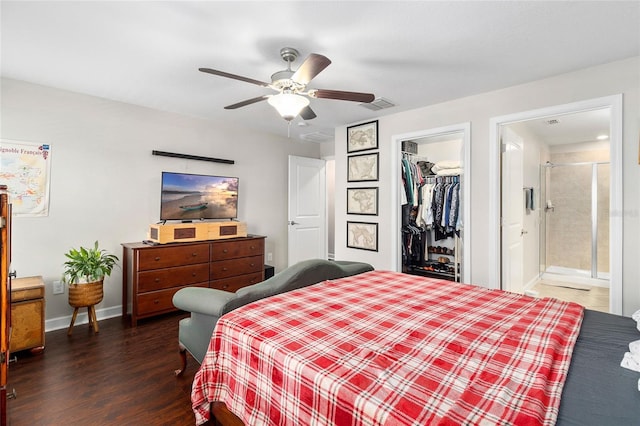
top-left (546, 149), bottom-right (610, 274)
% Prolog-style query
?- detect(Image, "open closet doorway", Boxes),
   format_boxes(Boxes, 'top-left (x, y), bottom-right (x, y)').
top-left (489, 95), bottom-right (623, 314)
top-left (391, 123), bottom-right (471, 283)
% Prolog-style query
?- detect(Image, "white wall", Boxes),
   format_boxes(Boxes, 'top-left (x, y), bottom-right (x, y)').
top-left (1, 78), bottom-right (320, 327)
top-left (416, 138), bottom-right (462, 163)
top-left (334, 56), bottom-right (640, 316)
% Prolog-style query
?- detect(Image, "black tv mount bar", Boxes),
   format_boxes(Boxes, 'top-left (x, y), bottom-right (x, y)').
top-left (152, 150), bottom-right (234, 165)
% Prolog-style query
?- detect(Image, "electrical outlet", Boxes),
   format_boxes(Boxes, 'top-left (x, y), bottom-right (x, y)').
top-left (53, 280), bottom-right (64, 295)
top-left (267, 252), bottom-right (273, 262)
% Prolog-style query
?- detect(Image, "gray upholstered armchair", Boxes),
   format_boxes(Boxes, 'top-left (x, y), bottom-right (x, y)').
top-left (172, 259), bottom-right (373, 375)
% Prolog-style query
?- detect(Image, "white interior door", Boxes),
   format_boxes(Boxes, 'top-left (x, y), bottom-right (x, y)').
top-left (288, 156), bottom-right (327, 266)
top-left (501, 128), bottom-right (524, 293)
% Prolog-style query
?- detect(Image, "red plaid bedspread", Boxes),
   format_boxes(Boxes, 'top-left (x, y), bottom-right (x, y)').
top-left (192, 270), bottom-right (584, 425)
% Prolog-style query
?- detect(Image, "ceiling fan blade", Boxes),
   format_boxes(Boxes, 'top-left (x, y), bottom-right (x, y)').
top-left (199, 68), bottom-right (270, 87)
top-left (309, 89), bottom-right (375, 103)
top-left (224, 95), bottom-right (269, 110)
top-left (291, 54), bottom-right (331, 85)
top-left (300, 106), bottom-right (317, 120)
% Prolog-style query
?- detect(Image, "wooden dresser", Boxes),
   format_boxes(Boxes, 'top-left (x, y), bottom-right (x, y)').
top-left (122, 235), bottom-right (265, 326)
top-left (9, 276), bottom-right (45, 353)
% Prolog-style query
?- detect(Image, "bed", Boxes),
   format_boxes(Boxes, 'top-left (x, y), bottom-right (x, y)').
top-left (191, 270), bottom-right (640, 425)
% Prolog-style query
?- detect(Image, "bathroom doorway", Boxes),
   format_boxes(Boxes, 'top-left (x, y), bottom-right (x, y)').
top-left (503, 109), bottom-right (610, 311)
top-left (489, 95), bottom-right (622, 314)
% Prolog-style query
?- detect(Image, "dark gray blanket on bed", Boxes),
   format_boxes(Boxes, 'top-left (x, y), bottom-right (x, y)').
top-left (557, 309), bottom-right (640, 425)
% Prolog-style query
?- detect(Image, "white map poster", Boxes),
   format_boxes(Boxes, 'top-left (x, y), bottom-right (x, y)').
top-left (0, 139), bottom-right (52, 216)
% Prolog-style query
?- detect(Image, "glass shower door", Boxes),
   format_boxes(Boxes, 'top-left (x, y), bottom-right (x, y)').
top-left (596, 162), bottom-right (610, 279)
top-left (541, 161), bottom-right (610, 280)
top-left (545, 163), bottom-right (593, 276)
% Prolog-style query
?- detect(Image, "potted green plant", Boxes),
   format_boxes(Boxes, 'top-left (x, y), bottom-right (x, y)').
top-left (63, 241), bottom-right (118, 314)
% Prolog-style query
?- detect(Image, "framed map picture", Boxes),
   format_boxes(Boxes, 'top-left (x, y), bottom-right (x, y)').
top-left (347, 152), bottom-right (379, 182)
top-left (347, 221), bottom-right (378, 251)
top-left (347, 187), bottom-right (378, 215)
top-left (0, 139), bottom-right (52, 216)
top-left (347, 120), bottom-right (378, 153)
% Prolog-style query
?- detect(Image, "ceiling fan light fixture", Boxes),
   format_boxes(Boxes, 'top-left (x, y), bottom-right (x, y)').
top-left (268, 93), bottom-right (309, 121)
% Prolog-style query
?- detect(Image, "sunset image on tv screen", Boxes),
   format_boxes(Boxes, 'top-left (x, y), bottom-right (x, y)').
top-left (160, 172), bottom-right (238, 220)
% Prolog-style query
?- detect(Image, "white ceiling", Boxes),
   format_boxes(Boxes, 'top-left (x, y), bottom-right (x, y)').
top-left (1, 1), bottom-right (638, 142)
top-left (510, 108), bottom-right (612, 147)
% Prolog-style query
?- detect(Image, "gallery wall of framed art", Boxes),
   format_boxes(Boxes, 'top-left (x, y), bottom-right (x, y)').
top-left (346, 120), bottom-right (379, 251)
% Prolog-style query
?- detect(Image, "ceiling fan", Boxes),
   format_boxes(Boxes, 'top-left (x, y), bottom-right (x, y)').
top-left (199, 47), bottom-right (375, 121)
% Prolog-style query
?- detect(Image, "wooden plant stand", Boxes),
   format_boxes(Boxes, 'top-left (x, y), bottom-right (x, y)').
top-left (67, 280), bottom-right (103, 335)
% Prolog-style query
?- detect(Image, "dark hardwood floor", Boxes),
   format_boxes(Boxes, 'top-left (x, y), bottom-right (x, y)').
top-left (6, 312), bottom-right (199, 425)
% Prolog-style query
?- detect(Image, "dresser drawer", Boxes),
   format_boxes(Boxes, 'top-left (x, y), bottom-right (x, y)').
top-left (137, 283), bottom-right (208, 316)
top-left (137, 244), bottom-right (209, 271)
top-left (137, 263), bottom-right (210, 293)
top-left (210, 255), bottom-right (263, 279)
top-left (11, 276), bottom-right (45, 302)
top-left (211, 272), bottom-right (264, 292)
top-left (11, 286), bottom-right (44, 302)
top-left (211, 238), bottom-right (264, 261)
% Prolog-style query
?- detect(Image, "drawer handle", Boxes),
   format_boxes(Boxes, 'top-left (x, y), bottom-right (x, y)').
top-left (153, 299), bottom-right (159, 304)
top-left (222, 284), bottom-right (228, 289)
top-left (250, 263), bottom-right (255, 267)
top-left (155, 257), bottom-right (160, 261)
top-left (192, 272), bottom-right (196, 277)
top-left (154, 278), bottom-right (160, 283)
top-left (192, 253), bottom-right (198, 257)
top-left (223, 249), bottom-right (228, 253)
top-left (250, 246), bottom-right (255, 250)
top-left (222, 267), bottom-right (228, 271)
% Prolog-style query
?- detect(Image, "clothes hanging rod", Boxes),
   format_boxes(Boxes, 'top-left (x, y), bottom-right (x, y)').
top-left (402, 152), bottom-right (429, 160)
top-left (152, 150), bottom-right (234, 165)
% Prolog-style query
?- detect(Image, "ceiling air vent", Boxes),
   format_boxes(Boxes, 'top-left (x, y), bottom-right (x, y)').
top-left (360, 97), bottom-right (395, 111)
top-left (545, 118), bottom-right (561, 125)
top-left (300, 132), bottom-right (333, 143)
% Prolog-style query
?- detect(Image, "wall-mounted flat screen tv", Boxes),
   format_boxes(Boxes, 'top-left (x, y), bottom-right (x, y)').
top-left (160, 171), bottom-right (238, 221)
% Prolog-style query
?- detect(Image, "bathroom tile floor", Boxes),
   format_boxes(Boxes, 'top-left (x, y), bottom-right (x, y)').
top-left (531, 279), bottom-right (609, 313)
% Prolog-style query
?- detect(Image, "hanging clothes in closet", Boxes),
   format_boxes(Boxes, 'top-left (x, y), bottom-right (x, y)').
top-left (425, 175), bottom-right (461, 241)
top-left (401, 153), bottom-right (427, 271)
top-left (401, 154), bottom-right (462, 279)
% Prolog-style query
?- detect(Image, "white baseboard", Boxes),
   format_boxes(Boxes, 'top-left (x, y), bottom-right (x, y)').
top-left (45, 305), bottom-right (123, 332)
top-left (524, 275), bottom-right (539, 292)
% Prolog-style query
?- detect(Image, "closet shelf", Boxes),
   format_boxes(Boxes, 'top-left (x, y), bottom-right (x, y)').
top-left (427, 246), bottom-right (455, 255)
top-left (408, 266), bottom-right (456, 280)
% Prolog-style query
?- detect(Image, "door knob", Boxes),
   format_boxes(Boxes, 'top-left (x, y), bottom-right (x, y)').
top-left (288, 221), bottom-right (299, 225)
